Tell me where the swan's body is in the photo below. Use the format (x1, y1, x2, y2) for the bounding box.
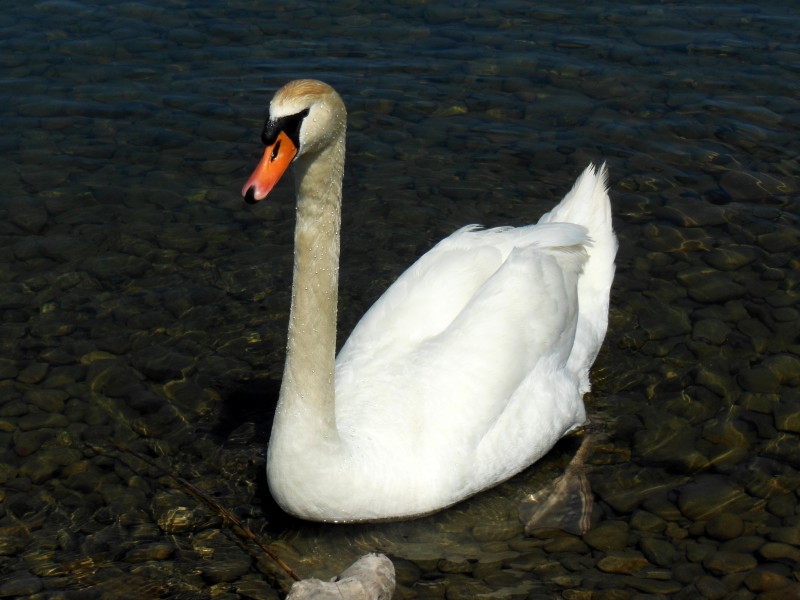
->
(242, 80, 617, 522)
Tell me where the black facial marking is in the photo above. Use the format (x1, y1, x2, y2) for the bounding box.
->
(261, 108, 310, 148)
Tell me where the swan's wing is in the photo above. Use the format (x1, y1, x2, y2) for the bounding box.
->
(338, 225, 507, 364)
(335, 223, 589, 444)
(337, 222, 585, 369)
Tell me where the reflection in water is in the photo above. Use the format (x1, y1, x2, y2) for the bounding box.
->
(0, 0, 798, 597)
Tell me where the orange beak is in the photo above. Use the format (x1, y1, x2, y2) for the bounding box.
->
(241, 130, 298, 203)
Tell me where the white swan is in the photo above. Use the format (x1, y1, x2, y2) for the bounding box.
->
(241, 80, 617, 522)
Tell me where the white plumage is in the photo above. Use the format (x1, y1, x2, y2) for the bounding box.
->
(241, 80, 617, 522)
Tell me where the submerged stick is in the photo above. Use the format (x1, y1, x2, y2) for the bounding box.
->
(89, 441, 302, 582)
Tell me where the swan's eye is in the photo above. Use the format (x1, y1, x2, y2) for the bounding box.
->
(261, 108, 310, 148)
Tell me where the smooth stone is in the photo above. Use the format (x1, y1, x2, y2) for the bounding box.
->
(235, 577, 281, 600)
(629, 510, 666, 533)
(633, 415, 708, 471)
(738, 367, 780, 394)
(638, 303, 691, 340)
(635, 26, 694, 48)
(543, 536, 588, 554)
(0, 359, 18, 379)
(768, 524, 800, 545)
(504, 550, 548, 573)
(13, 429, 57, 457)
(596, 550, 650, 575)
(83, 253, 150, 281)
(672, 562, 705, 584)
(0, 283, 28, 311)
(702, 246, 759, 271)
(151, 492, 203, 534)
(691, 318, 730, 345)
(757, 230, 798, 253)
(593, 469, 687, 515)
(702, 550, 758, 575)
(583, 521, 629, 552)
(16, 362, 48, 384)
(8, 200, 48, 234)
(18, 452, 60, 484)
(130, 344, 195, 382)
(694, 300, 749, 323)
(639, 536, 681, 566)
(718, 535, 766, 554)
(758, 542, 800, 563)
(694, 365, 739, 398)
(472, 521, 520, 542)
(641, 222, 689, 253)
(0, 573, 44, 596)
(0, 398, 28, 418)
(436, 557, 472, 574)
(155, 223, 207, 253)
(700, 419, 752, 465)
(695, 575, 729, 599)
(80, 350, 120, 364)
(771, 306, 799, 322)
(762, 354, 800, 385)
(39, 347, 77, 366)
(743, 567, 793, 593)
(736, 318, 772, 352)
(0, 535, 25, 557)
(87, 359, 144, 398)
(17, 412, 69, 432)
(720, 170, 783, 202)
(705, 512, 744, 541)
(739, 392, 779, 414)
(24, 388, 68, 413)
(765, 436, 800, 470)
(756, 583, 800, 600)
(41, 365, 84, 389)
(438, 579, 492, 600)
(0, 463, 18, 485)
(125, 542, 175, 563)
(726, 538, 772, 555)
(625, 577, 682, 595)
(677, 268, 747, 303)
(653, 199, 725, 227)
(472, 552, 518, 579)
(759, 265, 785, 282)
(35, 233, 92, 262)
(677, 475, 753, 521)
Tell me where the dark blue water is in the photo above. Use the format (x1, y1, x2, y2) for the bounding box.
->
(1, 1, 798, 598)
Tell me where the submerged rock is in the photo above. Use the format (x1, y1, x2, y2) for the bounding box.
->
(287, 554, 395, 600)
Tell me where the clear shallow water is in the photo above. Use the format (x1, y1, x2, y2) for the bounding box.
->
(1, 1, 799, 598)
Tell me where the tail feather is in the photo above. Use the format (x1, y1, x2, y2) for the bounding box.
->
(539, 163, 617, 394)
(538, 163, 611, 233)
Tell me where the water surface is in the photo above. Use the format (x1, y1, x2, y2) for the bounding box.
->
(1, 1, 798, 598)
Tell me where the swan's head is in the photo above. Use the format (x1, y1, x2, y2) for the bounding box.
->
(242, 80, 346, 203)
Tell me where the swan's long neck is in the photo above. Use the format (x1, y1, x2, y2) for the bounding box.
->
(273, 134, 345, 452)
